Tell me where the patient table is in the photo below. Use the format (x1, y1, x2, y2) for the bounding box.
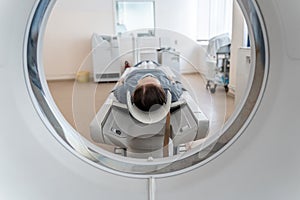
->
(89, 65, 209, 157)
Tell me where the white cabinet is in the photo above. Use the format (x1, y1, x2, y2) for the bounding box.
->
(91, 34, 121, 82)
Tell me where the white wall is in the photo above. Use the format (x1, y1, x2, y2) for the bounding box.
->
(43, 0, 115, 80)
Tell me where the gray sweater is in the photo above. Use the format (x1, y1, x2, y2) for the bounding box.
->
(113, 68, 183, 104)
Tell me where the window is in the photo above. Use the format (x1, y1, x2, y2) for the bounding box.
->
(114, 0, 155, 34)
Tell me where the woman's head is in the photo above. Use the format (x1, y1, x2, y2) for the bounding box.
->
(133, 76, 166, 111)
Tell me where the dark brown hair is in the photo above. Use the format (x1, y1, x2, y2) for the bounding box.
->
(133, 83, 166, 111)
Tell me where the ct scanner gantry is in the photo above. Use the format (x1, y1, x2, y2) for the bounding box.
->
(0, 0, 300, 200)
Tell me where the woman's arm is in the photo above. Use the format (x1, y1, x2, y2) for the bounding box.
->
(115, 77, 125, 86)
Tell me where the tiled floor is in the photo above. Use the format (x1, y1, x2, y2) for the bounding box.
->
(48, 72, 235, 150)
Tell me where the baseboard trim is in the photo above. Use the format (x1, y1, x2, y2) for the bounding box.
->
(46, 74, 76, 81)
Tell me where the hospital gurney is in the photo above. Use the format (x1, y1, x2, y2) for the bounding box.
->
(89, 64, 209, 157)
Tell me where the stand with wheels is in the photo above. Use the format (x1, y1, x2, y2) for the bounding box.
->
(206, 44, 231, 94)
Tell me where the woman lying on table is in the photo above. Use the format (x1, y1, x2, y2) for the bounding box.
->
(113, 67, 183, 112)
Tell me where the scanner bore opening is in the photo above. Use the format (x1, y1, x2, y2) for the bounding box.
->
(25, 0, 268, 178)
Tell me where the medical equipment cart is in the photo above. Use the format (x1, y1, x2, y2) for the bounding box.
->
(206, 43, 231, 93)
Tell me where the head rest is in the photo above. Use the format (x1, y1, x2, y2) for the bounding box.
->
(126, 90, 171, 124)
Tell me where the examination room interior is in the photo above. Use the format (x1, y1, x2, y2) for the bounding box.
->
(43, 0, 251, 153)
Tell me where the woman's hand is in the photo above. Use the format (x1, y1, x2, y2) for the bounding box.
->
(167, 76, 175, 84)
